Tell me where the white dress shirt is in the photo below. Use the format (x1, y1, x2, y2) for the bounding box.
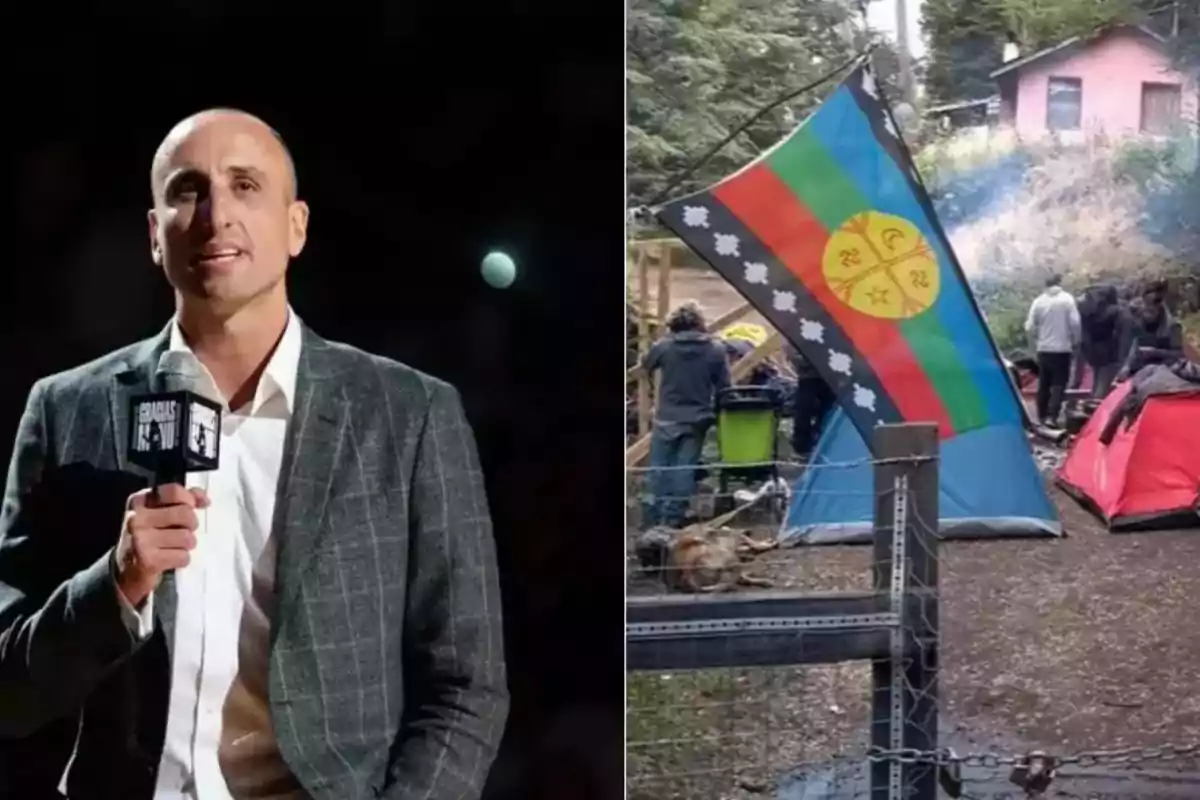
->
(115, 310, 308, 800)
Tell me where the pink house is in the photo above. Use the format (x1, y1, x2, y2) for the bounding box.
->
(992, 25, 1198, 139)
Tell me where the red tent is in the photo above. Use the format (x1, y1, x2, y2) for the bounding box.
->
(1057, 380, 1200, 531)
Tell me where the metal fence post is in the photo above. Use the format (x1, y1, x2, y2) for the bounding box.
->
(870, 423, 940, 800)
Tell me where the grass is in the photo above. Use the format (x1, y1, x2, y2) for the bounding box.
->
(627, 661, 874, 800)
(626, 669, 766, 800)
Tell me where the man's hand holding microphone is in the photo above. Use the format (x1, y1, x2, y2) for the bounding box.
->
(117, 351, 223, 609)
(114, 485, 210, 608)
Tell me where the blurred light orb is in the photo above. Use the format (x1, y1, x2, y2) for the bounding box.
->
(481, 251, 517, 289)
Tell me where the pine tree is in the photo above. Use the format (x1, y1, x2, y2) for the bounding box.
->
(921, 0, 1008, 105)
(627, 0, 864, 207)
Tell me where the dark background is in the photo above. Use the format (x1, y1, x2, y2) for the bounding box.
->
(5, 5, 623, 799)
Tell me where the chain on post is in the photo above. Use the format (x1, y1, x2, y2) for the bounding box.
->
(867, 742, 1200, 795)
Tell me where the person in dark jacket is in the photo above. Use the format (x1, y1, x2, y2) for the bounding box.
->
(1076, 284, 1127, 398)
(1118, 282, 1185, 380)
(640, 302, 731, 527)
(787, 343, 835, 459)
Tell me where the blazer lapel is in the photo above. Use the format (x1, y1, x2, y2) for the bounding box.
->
(270, 329, 352, 646)
(106, 323, 180, 656)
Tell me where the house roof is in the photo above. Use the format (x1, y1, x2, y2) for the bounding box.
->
(924, 96, 997, 115)
(989, 24, 1167, 79)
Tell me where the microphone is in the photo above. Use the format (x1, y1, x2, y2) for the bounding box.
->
(128, 352, 222, 492)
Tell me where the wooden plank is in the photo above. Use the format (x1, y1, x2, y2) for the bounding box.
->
(655, 248, 671, 411)
(705, 301, 756, 336)
(636, 249, 652, 437)
(629, 236, 684, 250)
(729, 331, 782, 383)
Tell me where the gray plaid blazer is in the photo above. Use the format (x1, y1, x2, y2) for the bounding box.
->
(0, 320, 508, 800)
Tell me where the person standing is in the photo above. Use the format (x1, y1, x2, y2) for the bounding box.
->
(640, 302, 730, 528)
(786, 344, 834, 459)
(0, 108, 507, 799)
(1076, 284, 1126, 399)
(1118, 281, 1185, 380)
(1025, 274, 1081, 426)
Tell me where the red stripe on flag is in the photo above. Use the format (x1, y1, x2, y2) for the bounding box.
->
(714, 165, 954, 435)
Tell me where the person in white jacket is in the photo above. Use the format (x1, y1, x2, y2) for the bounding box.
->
(1025, 273, 1082, 426)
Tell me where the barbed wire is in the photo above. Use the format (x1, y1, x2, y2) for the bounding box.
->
(625, 454, 936, 474)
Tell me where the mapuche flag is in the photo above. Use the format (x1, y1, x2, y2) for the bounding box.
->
(657, 64, 1025, 443)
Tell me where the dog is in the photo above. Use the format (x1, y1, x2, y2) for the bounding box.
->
(665, 525, 779, 593)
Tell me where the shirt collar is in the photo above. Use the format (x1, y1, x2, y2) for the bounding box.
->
(167, 307, 303, 415)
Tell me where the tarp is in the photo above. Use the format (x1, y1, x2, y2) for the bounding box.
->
(781, 406, 1063, 544)
(1057, 380, 1200, 531)
(720, 322, 769, 347)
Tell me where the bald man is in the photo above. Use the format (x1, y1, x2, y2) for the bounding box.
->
(0, 110, 508, 800)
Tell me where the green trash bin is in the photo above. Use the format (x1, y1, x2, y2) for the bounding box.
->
(717, 386, 779, 466)
(713, 386, 781, 516)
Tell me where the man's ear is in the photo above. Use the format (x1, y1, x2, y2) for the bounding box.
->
(288, 200, 310, 258)
(148, 209, 163, 266)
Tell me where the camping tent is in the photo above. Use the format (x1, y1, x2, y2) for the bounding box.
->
(781, 407, 1063, 544)
(1057, 381, 1200, 531)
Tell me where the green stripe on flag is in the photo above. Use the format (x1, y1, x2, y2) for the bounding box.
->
(766, 126, 863, 231)
(902, 313, 990, 432)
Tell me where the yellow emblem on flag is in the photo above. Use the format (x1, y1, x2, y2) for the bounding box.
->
(821, 211, 940, 320)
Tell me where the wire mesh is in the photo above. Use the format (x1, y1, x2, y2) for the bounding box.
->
(627, 443, 1200, 799)
(626, 454, 906, 798)
(627, 663, 873, 799)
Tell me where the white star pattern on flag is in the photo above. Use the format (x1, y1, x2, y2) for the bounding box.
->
(799, 319, 825, 343)
(883, 114, 899, 139)
(682, 206, 710, 228)
(829, 350, 852, 375)
(714, 233, 740, 257)
(743, 262, 769, 285)
(862, 68, 878, 99)
(852, 384, 877, 411)
(772, 290, 797, 313)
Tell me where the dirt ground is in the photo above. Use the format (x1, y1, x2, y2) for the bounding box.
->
(628, 480, 1200, 799)
(628, 266, 1200, 798)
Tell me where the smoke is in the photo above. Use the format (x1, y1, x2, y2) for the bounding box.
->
(924, 131, 1198, 292)
(1142, 166, 1200, 271)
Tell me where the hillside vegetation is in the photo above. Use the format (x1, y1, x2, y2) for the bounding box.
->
(919, 130, 1200, 353)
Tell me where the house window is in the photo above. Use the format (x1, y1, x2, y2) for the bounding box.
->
(1141, 82, 1181, 135)
(1046, 77, 1082, 131)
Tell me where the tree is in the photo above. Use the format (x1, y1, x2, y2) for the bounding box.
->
(921, 0, 1008, 104)
(922, 0, 1200, 105)
(1151, 0, 1200, 72)
(627, 0, 865, 208)
(991, 0, 1141, 50)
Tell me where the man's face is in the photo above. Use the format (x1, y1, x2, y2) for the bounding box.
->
(1137, 293, 1164, 326)
(148, 113, 308, 316)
